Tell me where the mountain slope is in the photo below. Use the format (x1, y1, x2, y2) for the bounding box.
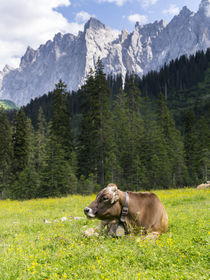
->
(0, 99, 18, 110)
(0, 0, 210, 106)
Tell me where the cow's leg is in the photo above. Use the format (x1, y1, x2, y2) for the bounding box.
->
(82, 221, 108, 237)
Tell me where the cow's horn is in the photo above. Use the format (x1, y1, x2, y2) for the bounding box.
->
(107, 183, 118, 192)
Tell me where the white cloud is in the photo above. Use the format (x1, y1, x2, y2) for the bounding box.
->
(128, 14, 148, 24)
(97, 0, 129, 6)
(0, 0, 85, 70)
(140, 0, 158, 9)
(75, 11, 94, 23)
(163, 4, 180, 16)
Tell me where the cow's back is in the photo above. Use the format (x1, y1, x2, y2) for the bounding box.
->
(127, 191, 168, 234)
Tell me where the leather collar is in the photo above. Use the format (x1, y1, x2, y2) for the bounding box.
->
(120, 192, 129, 223)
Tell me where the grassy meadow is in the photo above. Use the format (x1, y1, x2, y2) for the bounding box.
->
(0, 188, 209, 280)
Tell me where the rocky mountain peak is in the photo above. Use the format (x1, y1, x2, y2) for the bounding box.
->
(135, 20, 166, 32)
(199, 0, 210, 16)
(20, 46, 36, 68)
(53, 32, 63, 43)
(179, 6, 193, 17)
(2, 65, 14, 73)
(84, 17, 106, 31)
(119, 29, 129, 42)
(199, 0, 210, 8)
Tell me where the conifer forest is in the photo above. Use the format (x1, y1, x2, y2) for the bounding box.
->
(0, 49, 210, 199)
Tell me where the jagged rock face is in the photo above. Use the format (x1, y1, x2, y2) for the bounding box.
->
(0, 0, 210, 106)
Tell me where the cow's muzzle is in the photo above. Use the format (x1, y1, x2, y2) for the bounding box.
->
(84, 207, 96, 218)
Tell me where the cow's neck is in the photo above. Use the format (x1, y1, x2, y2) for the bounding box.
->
(118, 190, 126, 206)
(117, 190, 129, 223)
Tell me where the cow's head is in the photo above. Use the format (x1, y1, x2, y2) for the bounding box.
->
(84, 183, 121, 221)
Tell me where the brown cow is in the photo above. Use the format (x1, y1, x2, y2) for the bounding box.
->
(197, 183, 210, 190)
(83, 183, 168, 238)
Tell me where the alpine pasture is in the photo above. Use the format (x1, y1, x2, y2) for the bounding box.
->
(0, 188, 209, 280)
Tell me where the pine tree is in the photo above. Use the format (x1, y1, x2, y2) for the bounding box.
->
(183, 111, 199, 185)
(40, 131, 77, 197)
(77, 69, 97, 182)
(32, 107, 47, 197)
(50, 80, 72, 160)
(195, 117, 210, 182)
(113, 75, 145, 189)
(112, 89, 129, 187)
(12, 109, 30, 177)
(40, 81, 77, 197)
(78, 59, 115, 187)
(141, 115, 171, 189)
(0, 109, 12, 197)
(10, 109, 36, 199)
(156, 93, 187, 187)
(35, 108, 47, 172)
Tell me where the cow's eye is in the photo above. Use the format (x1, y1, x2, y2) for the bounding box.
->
(99, 196, 108, 203)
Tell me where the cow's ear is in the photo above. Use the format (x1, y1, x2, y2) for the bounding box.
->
(109, 184, 118, 192)
(110, 186, 117, 192)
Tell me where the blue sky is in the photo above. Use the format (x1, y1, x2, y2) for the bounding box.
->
(56, 0, 201, 32)
(0, 0, 203, 70)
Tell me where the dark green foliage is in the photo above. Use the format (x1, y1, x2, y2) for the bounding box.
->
(183, 112, 210, 185)
(183, 111, 199, 184)
(112, 77, 146, 189)
(39, 80, 77, 197)
(195, 117, 210, 182)
(155, 93, 187, 187)
(78, 60, 116, 188)
(50, 80, 72, 160)
(40, 135, 77, 197)
(11, 167, 39, 200)
(139, 49, 210, 100)
(107, 73, 123, 102)
(10, 110, 38, 199)
(35, 108, 47, 172)
(12, 109, 30, 177)
(77, 174, 100, 195)
(0, 109, 12, 197)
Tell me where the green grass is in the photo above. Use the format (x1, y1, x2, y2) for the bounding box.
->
(0, 99, 18, 110)
(0, 188, 209, 280)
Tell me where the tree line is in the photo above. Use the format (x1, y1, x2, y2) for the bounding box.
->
(0, 52, 210, 199)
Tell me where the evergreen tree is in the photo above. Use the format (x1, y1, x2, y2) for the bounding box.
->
(12, 109, 30, 177)
(40, 130, 77, 197)
(141, 116, 171, 189)
(156, 93, 187, 187)
(195, 117, 210, 182)
(50, 80, 72, 160)
(10, 110, 36, 199)
(112, 89, 130, 187)
(124, 75, 145, 189)
(78, 59, 115, 187)
(107, 73, 123, 102)
(113, 75, 145, 189)
(77, 69, 97, 182)
(0, 109, 12, 197)
(183, 111, 199, 185)
(40, 81, 77, 197)
(35, 107, 47, 173)
(32, 107, 47, 197)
